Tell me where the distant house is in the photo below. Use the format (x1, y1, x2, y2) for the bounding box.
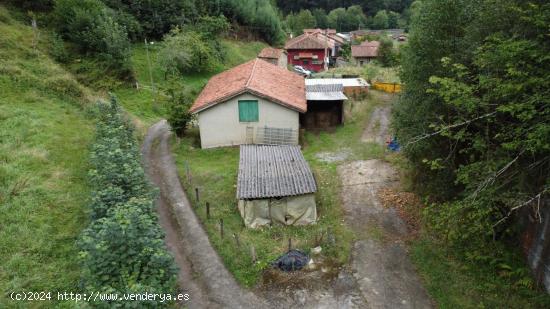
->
(303, 28, 344, 65)
(190, 59, 306, 149)
(303, 83, 347, 129)
(351, 41, 380, 65)
(285, 33, 329, 72)
(237, 144, 317, 228)
(258, 47, 287, 68)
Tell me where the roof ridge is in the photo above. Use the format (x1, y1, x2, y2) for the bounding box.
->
(245, 58, 258, 88)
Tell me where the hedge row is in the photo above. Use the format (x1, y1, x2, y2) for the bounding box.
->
(78, 96, 177, 307)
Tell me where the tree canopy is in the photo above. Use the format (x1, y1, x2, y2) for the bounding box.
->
(394, 0, 550, 249)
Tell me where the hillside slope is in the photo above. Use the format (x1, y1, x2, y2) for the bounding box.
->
(111, 39, 267, 127)
(0, 6, 94, 307)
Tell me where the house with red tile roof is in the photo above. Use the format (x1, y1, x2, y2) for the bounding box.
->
(190, 58, 306, 149)
(351, 40, 380, 66)
(257, 47, 287, 68)
(284, 33, 329, 72)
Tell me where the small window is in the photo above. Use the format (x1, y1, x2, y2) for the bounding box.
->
(238, 100, 259, 122)
(303, 60, 309, 65)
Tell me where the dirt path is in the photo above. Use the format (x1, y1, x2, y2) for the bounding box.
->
(141, 120, 266, 309)
(361, 92, 394, 144)
(339, 160, 432, 308)
(339, 91, 432, 308)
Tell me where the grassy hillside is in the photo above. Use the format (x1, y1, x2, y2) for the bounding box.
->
(110, 39, 266, 128)
(0, 6, 94, 307)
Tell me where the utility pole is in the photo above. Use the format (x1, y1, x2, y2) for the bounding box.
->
(30, 14, 39, 51)
(144, 38, 157, 110)
(325, 28, 329, 71)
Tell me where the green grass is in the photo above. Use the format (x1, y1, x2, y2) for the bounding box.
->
(411, 236, 550, 308)
(0, 6, 94, 308)
(171, 90, 392, 286)
(110, 39, 267, 129)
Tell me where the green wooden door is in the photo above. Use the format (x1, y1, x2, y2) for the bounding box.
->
(238, 100, 259, 122)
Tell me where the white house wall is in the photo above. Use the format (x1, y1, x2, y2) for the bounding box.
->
(197, 93, 299, 149)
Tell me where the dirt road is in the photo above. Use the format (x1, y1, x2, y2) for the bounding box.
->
(141, 120, 266, 309)
(339, 160, 432, 308)
(361, 92, 394, 144)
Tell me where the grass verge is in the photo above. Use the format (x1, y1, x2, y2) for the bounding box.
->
(0, 6, 94, 307)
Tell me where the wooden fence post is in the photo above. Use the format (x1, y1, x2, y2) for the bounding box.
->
(233, 233, 241, 248)
(185, 161, 191, 183)
(195, 187, 200, 204)
(206, 202, 210, 219)
(250, 245, 257, 264)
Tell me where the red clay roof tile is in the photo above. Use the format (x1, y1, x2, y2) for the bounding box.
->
(351, 41, 380, 58)
(190, 59, 306, 113)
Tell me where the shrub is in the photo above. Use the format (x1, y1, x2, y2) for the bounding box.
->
(48, 32, 69, 63)
(78, 198, 177, 305)
(165, 86, 196, 137)
(78, 96, 177, 306)
(158, 27, 220, 75)
(53, 0, 131, 69)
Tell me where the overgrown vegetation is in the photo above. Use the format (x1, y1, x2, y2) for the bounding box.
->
(393, 0, 550, 296)
(78, 97, 177, 306)
(52, 0, 134, 78)
(315, 64, 400, 84)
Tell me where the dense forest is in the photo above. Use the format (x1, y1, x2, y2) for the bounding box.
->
(395, 0, 549, 265)
(283, 1, 414, 34)
(8, 0, 285, 43)
(7, 0, 285, 82)
(276, 0, 413, 15)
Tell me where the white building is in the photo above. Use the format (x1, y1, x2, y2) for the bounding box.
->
(190, 59, 306, 149)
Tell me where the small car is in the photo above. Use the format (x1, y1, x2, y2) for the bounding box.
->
(293, 65, 312, 77)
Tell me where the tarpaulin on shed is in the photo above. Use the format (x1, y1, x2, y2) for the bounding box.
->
(238, 194, 317, 228)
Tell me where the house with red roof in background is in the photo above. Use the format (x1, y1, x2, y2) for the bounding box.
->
(257, 47, 287, 68)
(351, 40, 380, 66)
(284, 33, 330, 72)
(190, 58, 306, 149)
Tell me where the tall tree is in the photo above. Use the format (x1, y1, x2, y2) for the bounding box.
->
(371, 9, 390, 29)
(394, 0, 550, 248)
(312, 8, 329, 29)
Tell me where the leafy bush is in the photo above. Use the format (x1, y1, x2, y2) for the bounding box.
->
(53, 0, 131, 70)
(377, 38, 398, 67)
(78, 96, 177, 306)
(165, 86, 196, 137)
(78, 199, 177, 304)
(48, 32, 69, 63)
(158, 27, 220, 75)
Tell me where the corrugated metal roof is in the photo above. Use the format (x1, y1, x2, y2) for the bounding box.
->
(237, 145, 317, 199)
(306, 84, 348, 101)
(306, 78, 370, 87)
